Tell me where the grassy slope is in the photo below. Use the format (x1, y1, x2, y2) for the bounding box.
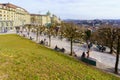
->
(0, 34, 119, 80)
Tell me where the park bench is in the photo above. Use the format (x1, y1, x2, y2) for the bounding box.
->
(96, 45, 106, 52)
(39, 40, 44, 45)
(81, 57, 96, 66)
(59, 48, 65, 53)
(23, 34, 26, 37)
(54, 46, 65, 53)
(29, 36, 34, 40)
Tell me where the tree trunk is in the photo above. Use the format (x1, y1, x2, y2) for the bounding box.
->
(110, 40, 113, 54)
(86, 39, 89, 50)
(28, 29, 30, 38)
(86, 39, 90, 58)
(38, 32, 41, 42)
(22, 27, 24, 34)
(70, 37, 73, 56)
(115, 36, 120, 74)
(36, 29, 39, 42)
(49, 35, 51, 47)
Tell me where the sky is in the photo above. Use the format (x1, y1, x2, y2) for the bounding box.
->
(1, 0, 120, 20)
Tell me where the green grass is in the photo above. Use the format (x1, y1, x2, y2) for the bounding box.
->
(0, 34, 119, 80)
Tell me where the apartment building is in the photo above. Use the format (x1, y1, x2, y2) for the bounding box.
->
(31, 11, 61, 26)
(51, 14, 61, 24)
(0, 3, 61, 32)
(31, 13, 51, 26)
(0, 3, 30, 32)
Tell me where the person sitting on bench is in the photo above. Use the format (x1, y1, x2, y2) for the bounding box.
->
(30, 36, 32, 40)
(81, 52, 86, 58)
(61, 48, 65, 53)
(40, 40, 44, 44)
(54, 45, 58, 50)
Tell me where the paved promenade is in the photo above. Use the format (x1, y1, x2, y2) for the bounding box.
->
(22, 31, 120, 74)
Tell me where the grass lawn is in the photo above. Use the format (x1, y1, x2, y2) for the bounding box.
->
(0, 34, 119, 80)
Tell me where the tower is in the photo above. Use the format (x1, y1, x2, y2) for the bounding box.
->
(46, 11, 51, 16)
(46, 11, 51, 24)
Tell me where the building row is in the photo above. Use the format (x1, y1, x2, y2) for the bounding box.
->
(0, 3, 61, 32)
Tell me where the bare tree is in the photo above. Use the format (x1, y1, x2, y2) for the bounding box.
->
(34, 25, 42, 42)
(114, 28, 120, 74)
(84, 28, 92, 57)
(63, 22, 83, 56)
(92, 25, 120, 74)
(25, 24, 32, 37)
(59, 22, 66, 40)
(45, 23, 56, 47)
(94, 24, 116, 54)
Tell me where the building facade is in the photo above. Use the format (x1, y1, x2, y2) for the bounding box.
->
(0, 3, 30, 32)
(31, 14, 51, 26)
(31, 11, 61, 26)
(51, 14, 61, 24)
(0, 3, 61, 32)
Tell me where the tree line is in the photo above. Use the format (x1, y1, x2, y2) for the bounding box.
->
(20, 21, 120, 74)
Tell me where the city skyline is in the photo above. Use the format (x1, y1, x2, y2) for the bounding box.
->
(1, 0, 120, 20)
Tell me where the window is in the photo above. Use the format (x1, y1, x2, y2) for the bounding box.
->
(6, 22, 8, 26)
(1, 22, 3, 26)
(4, 6, 6, 9)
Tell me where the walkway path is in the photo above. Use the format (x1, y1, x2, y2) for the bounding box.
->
(2, 30, 120, 75)
(0, 30, 16, 35)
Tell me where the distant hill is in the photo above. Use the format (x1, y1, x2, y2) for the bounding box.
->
(64, 19, 120, 27)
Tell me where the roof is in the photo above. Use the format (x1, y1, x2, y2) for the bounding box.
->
(0, 3, 29, 14)
(30, 14, 47, 16)
(2, 3, 17, 9)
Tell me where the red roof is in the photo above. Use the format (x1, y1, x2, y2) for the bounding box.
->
(0, 3, 29, 14)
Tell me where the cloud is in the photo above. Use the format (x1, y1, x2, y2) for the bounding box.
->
(1, 0, 120, 19)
